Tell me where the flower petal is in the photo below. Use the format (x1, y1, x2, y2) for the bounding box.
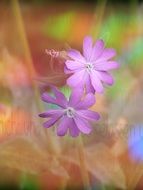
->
(97, 48, 116, 61)
(69, 88, 83, 107)
(67, 70, 86, 87)
(68, 118, 80, 137)
(41, 93, 57, 104)
(97, 71, 114, 85)
(85, 74, 95, 94)
(64, 66, 74, 74)
(94, 61, 119, 71)
(43, 113, 63, 128)
(74, 116, 92, 134)
(76, 93, 95, 109)
(57, 116, 69, 136)
(90, 70, 104, 93)
(39, 109, 63, 118)
(77, 110, 100, 121)
(41, 93, 65, 108)
(52, 86, 67, 107)
(83, 36, 93, 60)
(68, 49, 85, 62)
(91, 39, 104, 61)
(65, 60, 84, 71)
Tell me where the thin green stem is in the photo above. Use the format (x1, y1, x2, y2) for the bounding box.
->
(91, 0, 107, 38)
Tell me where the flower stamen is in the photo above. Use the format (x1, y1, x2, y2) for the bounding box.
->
(85, 63, 93, 73)
(65, 107, 75, 118)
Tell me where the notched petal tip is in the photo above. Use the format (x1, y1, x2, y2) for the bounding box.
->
(95, 39, 105, 47)
(70, 133, 80, 138)
(115, 62, 120, 69)
(98, 89, 104, 94)
(57, 132, 66, 137)
(41, 92, 49, 101)
(84, 128, 92, 135)
(97, 38, 104, 43)
(87, 93, 96, 103)
(43, 121, 54, 128)
(82, 35, 93, 60)
(109, 61, 120, 70)
(83, 35, 93, 44)
(95, 86, 104, 94)
(95, 112, 100, 120)
(64, 66, 73, 74)
(39, 113, 47, 118)
(43, 122, 49, 128)
(74, 117, 92, 135)
(67, 49, 84, 62)
(100, 48, 117, 61)
(108, 78, 114, 86)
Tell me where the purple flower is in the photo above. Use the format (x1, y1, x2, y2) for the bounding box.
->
(65, 36, 119, 93)
(39, 87, 100, 137)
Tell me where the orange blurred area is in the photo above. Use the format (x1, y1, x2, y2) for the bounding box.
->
(0, 106, 32, 141)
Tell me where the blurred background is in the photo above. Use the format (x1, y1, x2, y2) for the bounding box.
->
(0, 0, 143, 189)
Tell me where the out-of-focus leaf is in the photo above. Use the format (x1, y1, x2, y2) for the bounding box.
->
(36, 74, 66, 90)
(0, 166, 19, 185)
(20, 174, 40, 190)
(126, 38, 143, 72)
(60, 86, 71, 99)
(0, 108, 32, 141)
(122, 79, 143, 125)
(109, 77, 143, 125)
(91, 93, 106, 113)
(0, 137, 69, 179)
(106, 70, 135, 100)
(1, 49, 30, 88)
(123, 124, 143, 188)
(98, 13, 137, 49)
(85, 143, 126, 189)
(42, 12, 75, 41)
(0, 86, 12, 104)
(111, 118, 128, 157)
(62, 143, 126, 189)
(107, 72, 141, 126)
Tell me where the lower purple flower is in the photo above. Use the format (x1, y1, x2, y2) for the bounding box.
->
(39, 87, 100, 137)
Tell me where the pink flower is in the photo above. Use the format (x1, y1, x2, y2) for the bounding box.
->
(39, 87, 100, 137)
(65, 36, 119, 93)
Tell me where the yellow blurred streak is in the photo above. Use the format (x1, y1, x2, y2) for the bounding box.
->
(11, 0, 62, 155)
(0, 106, 11, 139)
(11, 0, 35, 78)
(91, 0, 107, 39)
(0, 107, 32, 141)
(0, 61, 5, 81)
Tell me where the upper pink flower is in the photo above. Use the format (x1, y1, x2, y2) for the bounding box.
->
(65, 36, 119, 93)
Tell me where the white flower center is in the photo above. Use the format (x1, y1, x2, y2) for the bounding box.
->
(65, 107, 75, 118)
(85, 63, 93, 73)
